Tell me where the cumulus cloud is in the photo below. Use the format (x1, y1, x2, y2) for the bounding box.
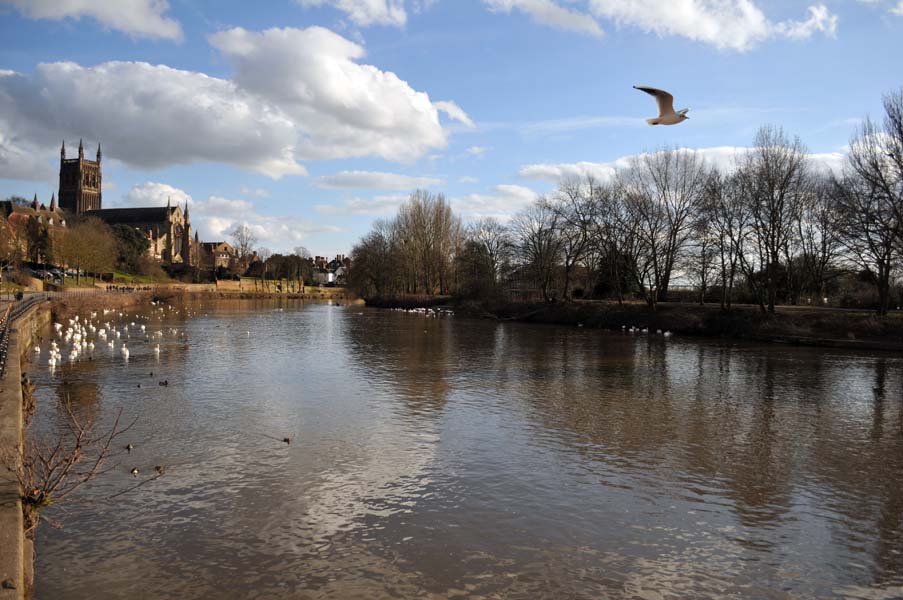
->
(313, 194, 409, 216)
(120, 182, 342, 250)
(586, 0, 837, 51)
(466, 146, 488, 156)
(0, 26, 469, 181)
(518, 146, 847, 183)
(2, 0, 183, 41)
(458, 176, 479, 183)
(0, 62, 304, 179)
(892, 1, 903, 15)
(480, 0, 838, 50)
(451, 184, 539, 220)
(296, 0, 408, 27)
(483, 0, 604, 37)
(316, 170, 443, 190)
(209, 27, 467, 163)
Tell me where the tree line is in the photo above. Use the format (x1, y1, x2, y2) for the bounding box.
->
(349, 89, 903, 316)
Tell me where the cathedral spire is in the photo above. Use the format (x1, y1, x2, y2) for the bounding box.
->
(184, 201, 189, 220)
(32, 193, 39, 210)
(50, 193, 56, 212)
(61, 140, 66, 160)
(78, 138, 84, 159)
(167, 196, 171, 210)
(96, 143, 102, 163)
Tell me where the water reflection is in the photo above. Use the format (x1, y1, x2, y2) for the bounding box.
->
(27, 301, 903, 599)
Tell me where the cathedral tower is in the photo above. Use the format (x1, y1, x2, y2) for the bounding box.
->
(59, 139, 102, 214)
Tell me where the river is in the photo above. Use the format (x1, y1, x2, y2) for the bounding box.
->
(26, 300, 903, 599)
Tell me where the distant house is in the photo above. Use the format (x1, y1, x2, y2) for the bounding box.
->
(311, 254, 350, 285)
(200, 241, 235, 270)
(1, 194, 67, 263)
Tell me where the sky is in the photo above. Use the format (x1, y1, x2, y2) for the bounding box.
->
(1, 0, 901, 257)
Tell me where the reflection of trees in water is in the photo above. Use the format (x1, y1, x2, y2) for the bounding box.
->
(492, 331, 903, 562)
(55, 372, 102, 424)
(343, 312, 453, 414)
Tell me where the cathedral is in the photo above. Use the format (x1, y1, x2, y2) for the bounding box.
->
(60, 140, 196, 266)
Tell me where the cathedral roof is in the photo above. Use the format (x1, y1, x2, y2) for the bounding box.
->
(83, 206, 178, 225)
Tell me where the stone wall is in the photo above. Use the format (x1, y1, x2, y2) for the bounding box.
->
(0, 301, 51, 599)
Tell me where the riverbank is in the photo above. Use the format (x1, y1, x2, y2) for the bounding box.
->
(0, 300, 52, 600)
(367, 296, 903, 352)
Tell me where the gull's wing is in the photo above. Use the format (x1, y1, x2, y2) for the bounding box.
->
(634, 86, 676, 116)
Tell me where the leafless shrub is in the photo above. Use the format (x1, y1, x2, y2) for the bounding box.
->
(1, 397, 135, 536)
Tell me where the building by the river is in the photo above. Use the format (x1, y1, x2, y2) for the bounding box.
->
(58, 139, 197, 266)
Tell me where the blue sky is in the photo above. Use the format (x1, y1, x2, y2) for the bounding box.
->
(1, 0, 901, 256)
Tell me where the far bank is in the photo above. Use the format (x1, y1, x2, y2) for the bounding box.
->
(365, 296, 903, 352)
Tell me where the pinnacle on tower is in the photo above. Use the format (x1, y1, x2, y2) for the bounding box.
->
(167, 196, 171, 209)
(32, 193, 39, 210)
(96, 143, 102, 163)
(184, 201, 189, 219)
(61, 140, 66, 159)
(78, 138, 84, 159)
(50, 193, 56, 211)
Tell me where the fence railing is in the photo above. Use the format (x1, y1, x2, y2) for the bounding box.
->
(0, 293, 52, 380)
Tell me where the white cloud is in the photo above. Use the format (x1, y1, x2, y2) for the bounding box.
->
(0, 26, 469, 180)
(209, 27, 468, 163)
(483, 0, 604, 37)
(120, 182, 341, 250)
(451, 184, 539, 220)
(313, 194, 409, 216)
(586, 0, 838, 51)
(458, 176, 479, 183)
(316, 170, 443, 190)
(518, 146, 847, 183)
(466, 146, 488, 156)
(773, 5, 837, 40)
(239, 186, 270, 198)
(0, 62, 304, 179)
(297, 0, 408, 27)
(2, 0, 183, 41)
(480, 0, 838, 51)
(892, 1, 903, 15)
(434, 101, 476, 128)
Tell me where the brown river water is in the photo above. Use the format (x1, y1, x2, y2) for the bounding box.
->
(26, 299, 903, 599)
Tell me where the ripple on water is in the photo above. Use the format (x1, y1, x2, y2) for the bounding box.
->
(27, 301, 903, 599)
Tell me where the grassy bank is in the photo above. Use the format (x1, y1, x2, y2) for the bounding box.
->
(368, 295, 903, 351)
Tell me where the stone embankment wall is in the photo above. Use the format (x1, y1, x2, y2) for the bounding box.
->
(0, 301, 51, 600)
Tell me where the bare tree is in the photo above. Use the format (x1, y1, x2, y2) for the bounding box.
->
(229, 224, 257, 259)
(797, 175, 843, 302)
(58, 218, 117, 285)
(2, 399, 135, 535)
(617, 147, 708, 304)
(549, 177, 598, 300)
(704, 170, 750, 310)
(834, 169, 899, 315)
(511, 199, 562, 301)
(736, 126, 810, 313)
(469, 218, 513, 283)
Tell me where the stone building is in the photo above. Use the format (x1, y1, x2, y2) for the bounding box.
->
(199, 241, 235, 270)
(53, 140, 197, 265)
(59, 139, 102, 214)
(85, 198, 195, 265)
(0, 194, 67, 263)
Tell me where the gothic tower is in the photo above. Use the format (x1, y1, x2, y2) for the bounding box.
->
(59, 139, 102, 214)
(181, 202, 193, 266)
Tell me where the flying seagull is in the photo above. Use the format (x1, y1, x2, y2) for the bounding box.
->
(634, 86, 689, 126)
